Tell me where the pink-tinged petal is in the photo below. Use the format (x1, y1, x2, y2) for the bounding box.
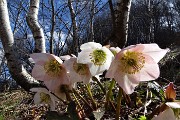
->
(81, 74, 92, 84)
(49, 101, 55, 111)
(80, 42, 102, 50)
(140, 43, 169, 63)
(44, 80, 61, 92)
(127, 73, 141, 84)
(32, 65, 46, 80)
(43, 74, 54, 81)
(128, 44, 145, 52)
(115, 74, 139, 94)
(105, 60, 119, 78)
(59, 72, 70, 85)
(30, 87, 48, 93)
(63, 58, 91, 84)
(152, 108, 176, 120)
(35, 61, 47, 66)
(166, 102, 180, 108)
(139, 63, 160, 81)
(33, 92, 41, 104)
(30, 53, 53, 63)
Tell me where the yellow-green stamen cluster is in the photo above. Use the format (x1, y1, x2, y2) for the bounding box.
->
(44, 59, 63, 77)
(40, 92, 51, 103)
(73, 62, 89, 75)
(90, 49, 107, 65)
(120, 51, 145, 74)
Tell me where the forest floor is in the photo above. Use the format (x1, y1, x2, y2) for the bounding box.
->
(0, 89, 49, 120)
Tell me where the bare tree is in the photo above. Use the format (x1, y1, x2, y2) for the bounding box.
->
(0, 0, 40, 91)
(68, 0, 79, 54)
(26, 0, 46, 53)
(49, 0, 55, 54)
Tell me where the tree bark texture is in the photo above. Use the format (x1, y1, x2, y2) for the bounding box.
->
(26, 0, 46, 53)
(111, 0, 132, 48)
(0, 0, 40, 91)
(50, 0, 55, 54)
(68, 0, 79, 55)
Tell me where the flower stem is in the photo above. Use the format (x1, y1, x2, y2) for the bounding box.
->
(105, 79, 116, 110)
(92, 76, 106, 94)
(122, 90, 131, 106)
(72, 92, 86, 117)
(85, 84, 97, 110)
(115, 87, 123, 120)
(73, 88, 94, 111)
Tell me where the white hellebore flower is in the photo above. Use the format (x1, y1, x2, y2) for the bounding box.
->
(77, 42, 114, 76)
(64, 57, 92, 84)
(30, 88, 58, 111)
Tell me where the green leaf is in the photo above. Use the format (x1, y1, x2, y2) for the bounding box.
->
(0, 115, 4, 120)
(138, 115, 147, 120)
(46, 111, 71, 120)
(67, 101, 79, 120)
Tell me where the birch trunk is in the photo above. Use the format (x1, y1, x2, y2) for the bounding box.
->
(68, 0, 79, 54)
(114, 0, 132, 48)
(26, 0, 46, 53)
(89, 0, 95, 42)
(0, 0, 40, 91)
(50, 0, 55, 54)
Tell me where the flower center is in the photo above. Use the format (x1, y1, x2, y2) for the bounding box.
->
(90, 49, 107, 65)
(44, 59, 63, 77)
(40, 92, 51, 103)
(120, 51, 145, 74)
(73, 62, 89, 75)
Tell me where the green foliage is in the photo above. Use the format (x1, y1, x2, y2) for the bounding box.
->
(0, 114, 4, 120)
(138, 116, 147, 120)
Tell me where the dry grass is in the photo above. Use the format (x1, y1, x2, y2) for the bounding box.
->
(0, 89, 48, 120)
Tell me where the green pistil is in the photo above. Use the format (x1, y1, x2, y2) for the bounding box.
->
(44, 59, 63, 77)
(120, 51, 145, 74)
(90, 49, 107, 65)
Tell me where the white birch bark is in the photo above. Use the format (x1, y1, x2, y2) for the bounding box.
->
(114, 0, 132, 48)
(0, 0, 40, 91)
(26, 0, 46, 53)
(89, 0, 95, 42)
(50, 0, 55, 54)
(68, 0, 79, 54)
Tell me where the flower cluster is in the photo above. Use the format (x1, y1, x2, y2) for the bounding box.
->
(29, 42, 169, 116)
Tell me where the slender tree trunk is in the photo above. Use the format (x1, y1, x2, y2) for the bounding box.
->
(108, 0, 116, 35)
(148, 0, 154, 43)
(89, 0, 95, 42)
(68, 0, 79, 55)
(50, 0, 55, 54)
(26, 0, 46, 53)
(109, 0, 132, 48)
(0, 0, 41, 91)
